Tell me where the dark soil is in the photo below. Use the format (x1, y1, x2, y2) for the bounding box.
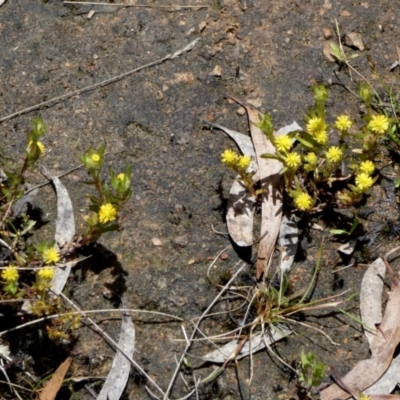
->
(1, 1, 400, 399)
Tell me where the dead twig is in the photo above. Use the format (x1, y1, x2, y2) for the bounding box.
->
(63, 1, 209, 9)
(0, 38, 200, 123)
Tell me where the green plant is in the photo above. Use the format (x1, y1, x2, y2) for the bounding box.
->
(297, 350, 326, 398)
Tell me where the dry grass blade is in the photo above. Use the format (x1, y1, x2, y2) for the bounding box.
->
(39, 357, 71, 400)
(63, 1, 209, 9)
(97, 314, 135, 400)
(225, 95, 283, 279)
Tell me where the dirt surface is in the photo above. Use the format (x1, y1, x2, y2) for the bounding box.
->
(2, 1, 400, 399)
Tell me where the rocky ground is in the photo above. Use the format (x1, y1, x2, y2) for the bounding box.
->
(2, 1, 400, 399)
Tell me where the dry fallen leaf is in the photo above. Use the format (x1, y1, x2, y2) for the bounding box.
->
(201, 325, 291, 363)
(278, 214, 298, 273)
(344, 32, 365, 51)
(321, 250, 400, 400)
(232, 98, 283, 279)
(97, 314, 135, 400)
(39, 357, 71, 400)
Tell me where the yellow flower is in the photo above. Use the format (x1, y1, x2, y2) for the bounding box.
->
(304, 152, 318, 166)
(359, 160, 375, 175)
(117, 173, 125, 181)
(274, 135, 293, 153)
(325, 146, 343, 163)
(284, 152, 301, 170)
(368, 114, 389, 135)
(221, 149, 238, 167)
(1, 266, 19, 282)
(91, 153, 101, 162)
(355, 173, 374, 191)
(28, 140, 45, 154)
(37, 267, 54, 281)
(42, 247, 61, 265)
(335, 115, 352, 131)
(294, 192, 313, 211)
(314, 130, 328, 144)
(99, 203, 118, 224)
(306, 117, 326, 135)
(237, 155, 251, 169)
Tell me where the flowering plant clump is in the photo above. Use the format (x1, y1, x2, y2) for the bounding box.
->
(256, 83, 389, 212)
(80, 144, 132, 240)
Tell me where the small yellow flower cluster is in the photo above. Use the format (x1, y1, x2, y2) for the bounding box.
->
(306, 117, 328, 144)
(28, 140, 45, 154)
(359, 160, 375, 175)
(91, 153, 101, 162)
(334, 115, 352, 132)
(294, 192, 313, 211)
(306, 117, 326, 135)
(355, 173, 374, 191)
(325, 146, 343, 163)
(42, 247, 60, 265)
(1, 266, 19, 282)
(284, 152, 301, 170)
(355, 160, 375, 192)
(275, 135, 293, 153)
(304, 152, 318, 166)
(221, 149, 251, 170)
(99, 203, 118, 224)
(37, 267, 54, 281)
(368, 114, 389, 135)
(117, 173, 126, 181)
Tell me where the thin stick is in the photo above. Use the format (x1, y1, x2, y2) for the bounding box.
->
(0, 308, 182, 337)
(163, 261, 247, 399)
(55, 290, 167, 398)
(64, 1, 209, 8)
(0, 38, 200, 123)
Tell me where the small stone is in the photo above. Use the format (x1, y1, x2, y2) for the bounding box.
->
(172, 234, 190, 248)
(199, 21, 207, 33)
(323, 27, 332, 39)
(237, 107, 246, 116)
(340, 10, 351, 16)
(220, 252, 229, 260)
(210, 65, 222, 77)
(152, 237, 163, 246)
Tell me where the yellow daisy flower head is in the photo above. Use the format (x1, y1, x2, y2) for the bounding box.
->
(359, 160, 375, 175)
(368, 114, 389, 135)
(221, 149, 238, 167)
(91, 153, 101, 162)
(335, 115, 352, 132)
(294, 192, 313, 211)
(27, 140, 45, 154)
(314, 130, 328, 145)
(284, 152, 301, 170)
(42, 247, 60, 265)
(304, 152, 318, 166)
(37, 267, 54, 281)
(99, 203, 118, 224)
(325, 146, 343, 163)
(237, 155, 251, 170)
(1, 266, 19, 282)
(274, 135, 293, 153)
(355, 173, 374, 191)
(306, 117, 326, 135)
